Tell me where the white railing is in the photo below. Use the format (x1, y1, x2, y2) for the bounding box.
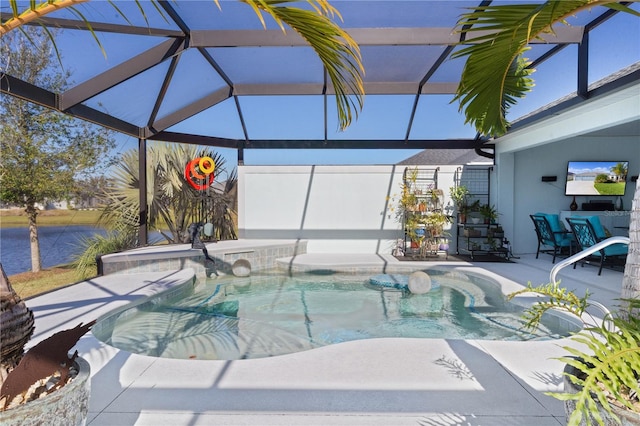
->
(549, 236, 630, 320)
(549, 236, 630, 284)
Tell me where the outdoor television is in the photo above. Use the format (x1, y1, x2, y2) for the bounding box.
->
(565, 161, 629, 196)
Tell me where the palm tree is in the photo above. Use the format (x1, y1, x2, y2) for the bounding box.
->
(611, 162, 629, 182)
(100, 142, 236, 244)
(71, 143, 237, 279)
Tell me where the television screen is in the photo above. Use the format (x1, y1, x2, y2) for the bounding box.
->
(565, 161, 629, 196)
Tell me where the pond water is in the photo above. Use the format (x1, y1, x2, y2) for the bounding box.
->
(0, 226, 108, 275)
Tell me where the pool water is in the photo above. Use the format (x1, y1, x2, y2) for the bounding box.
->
(93, 268, 580, 360)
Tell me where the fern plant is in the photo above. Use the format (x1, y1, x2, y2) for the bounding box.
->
(510, 285, 640, 426)
(507, 282, 590, 331)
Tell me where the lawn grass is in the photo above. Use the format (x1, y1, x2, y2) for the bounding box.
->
(9, 264, 96, 300)
(0, 209, 103, 228)
(594, 182, 625, 195)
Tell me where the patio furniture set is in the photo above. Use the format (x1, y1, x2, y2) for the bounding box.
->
(530, 212, 628, 275)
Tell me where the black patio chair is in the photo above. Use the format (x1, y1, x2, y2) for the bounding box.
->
(565, 216, 628, 275)
(530, 214, 573, 263)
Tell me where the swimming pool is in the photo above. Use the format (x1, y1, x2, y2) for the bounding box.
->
(93, 267, 580, 360)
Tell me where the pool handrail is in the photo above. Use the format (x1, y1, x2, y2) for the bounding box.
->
(549, 236, 630, 285)
(549, 235, 629, 321)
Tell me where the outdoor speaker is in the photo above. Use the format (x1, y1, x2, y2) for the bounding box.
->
(582, 201, 614, 211)
(541, 176, 557, 182)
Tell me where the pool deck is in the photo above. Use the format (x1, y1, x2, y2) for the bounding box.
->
(24, 243, 626, 426)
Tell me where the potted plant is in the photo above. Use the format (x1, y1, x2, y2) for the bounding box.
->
(399, 179, 418, 215)
(405, 215, 425, 251)
(508, 284, 640, 426)
(428, 188, 444, 210)
(424, 211, 452, 238)
(449, 186, 470, 223)
(479, 203, 499, 224)
(0, 264, 93, 425)
(461, 200, 481, 224)
(438, 236, 450, 252)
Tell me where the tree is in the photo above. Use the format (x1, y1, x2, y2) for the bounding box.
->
(610, 162, 629, 182)
(0, 28, 116, 272)
(73, 175, 111, 209)
(453, 0, 639, 303)
(100, 142, 236, 244)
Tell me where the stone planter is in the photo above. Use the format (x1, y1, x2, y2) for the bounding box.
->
(563, 362, 640, 425)
(0, 357, 91, 426)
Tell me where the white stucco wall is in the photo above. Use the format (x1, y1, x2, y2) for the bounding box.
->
(239, 82, 638, 256)
(238, 164, 469, 254)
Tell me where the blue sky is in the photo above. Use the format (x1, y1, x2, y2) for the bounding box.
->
(39, 1, 640, 173)
(567, 161, 629, 176)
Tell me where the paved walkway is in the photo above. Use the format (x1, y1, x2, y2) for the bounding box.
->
(24, 249, 625, 426)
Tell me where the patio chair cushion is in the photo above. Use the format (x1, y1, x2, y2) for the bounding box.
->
(603, 243, 628, 257)
(584, 216, 607, 240)
(535, 212, 572, 246)
(568, 216, 627, 257)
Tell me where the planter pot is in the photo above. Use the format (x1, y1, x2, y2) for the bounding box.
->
(463, 229, 481, 237)
(563, 363, 640, 425)
(0, 357, 91, 426)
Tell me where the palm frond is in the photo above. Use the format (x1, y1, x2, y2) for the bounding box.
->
(244, 0, 364, 130)
(452, 0, 639, 137)
(507, 282, 590, 331)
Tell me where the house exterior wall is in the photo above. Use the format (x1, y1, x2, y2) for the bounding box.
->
(506, 136, 639, 255)
(494, 81, 639, 256)
(238, 164, 474, 254)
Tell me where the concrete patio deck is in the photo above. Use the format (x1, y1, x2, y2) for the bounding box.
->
(24, 246, 625, 426)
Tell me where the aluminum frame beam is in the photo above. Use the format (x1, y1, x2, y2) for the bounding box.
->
(189, 26, 584, 47)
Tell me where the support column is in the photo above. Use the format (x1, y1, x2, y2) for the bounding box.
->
(138, 138, 148, 246)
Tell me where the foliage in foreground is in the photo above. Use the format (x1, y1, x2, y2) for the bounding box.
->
(453, 1, 640, 137)
(557, 316, 640, 426)
(507, 282, 590, 332)
(511, 284, 640, 426)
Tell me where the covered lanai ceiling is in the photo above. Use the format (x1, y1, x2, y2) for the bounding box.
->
(2, 1, 639, 163)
